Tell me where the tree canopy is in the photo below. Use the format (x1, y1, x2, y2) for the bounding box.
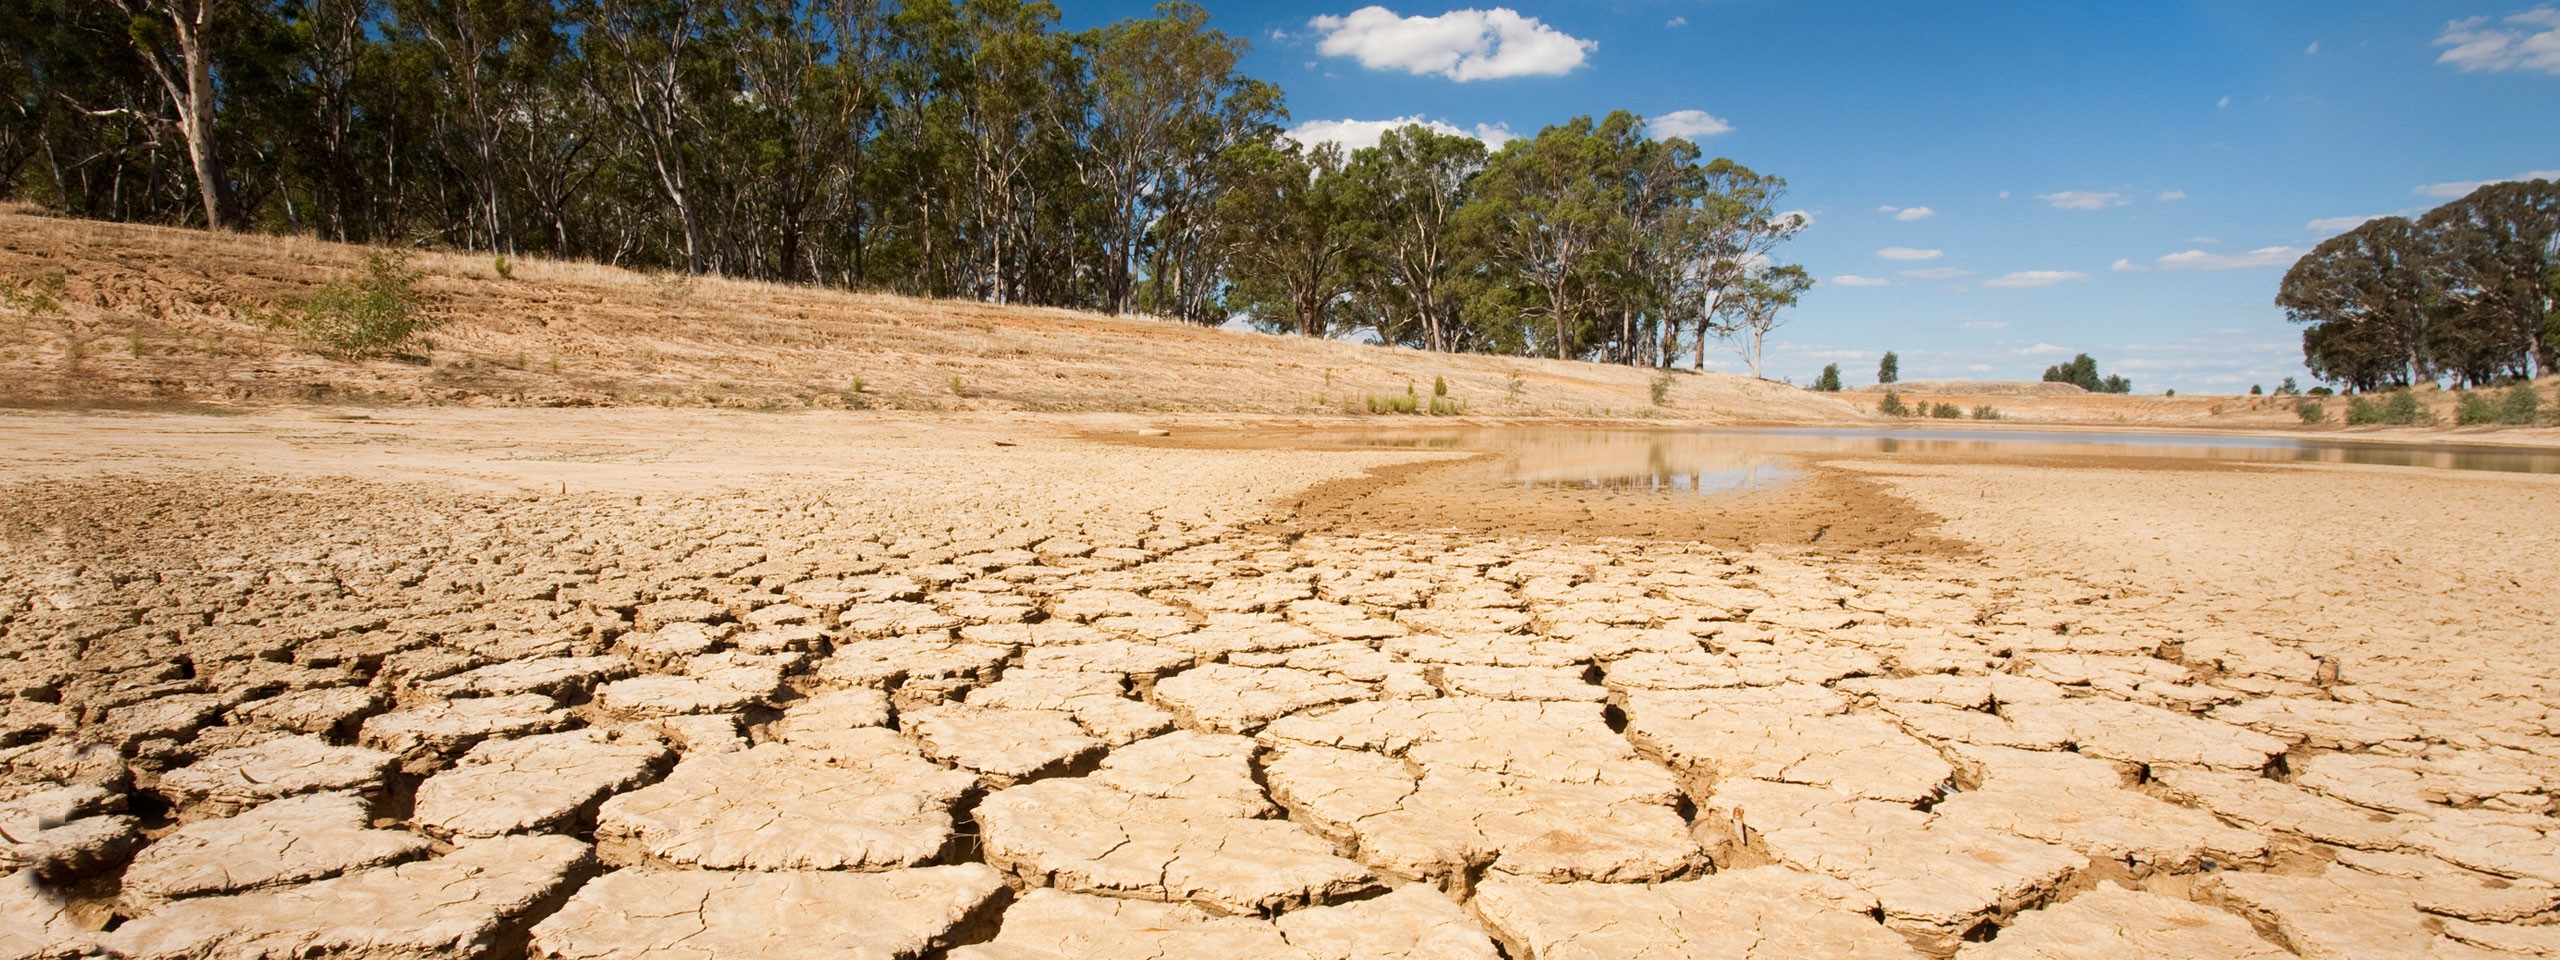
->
(2280, 180, 2558, 389)
(0, 0, 1815, 368)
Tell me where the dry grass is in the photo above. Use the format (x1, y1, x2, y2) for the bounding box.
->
(0, 211, 1863, 420)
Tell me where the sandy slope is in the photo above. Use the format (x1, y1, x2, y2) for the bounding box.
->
(0, 210, 1858, 422)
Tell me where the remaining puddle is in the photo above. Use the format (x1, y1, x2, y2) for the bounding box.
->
(1338, 426, 2560, 497)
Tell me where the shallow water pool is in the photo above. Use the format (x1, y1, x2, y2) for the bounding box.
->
(1339, 426, 2560, 497)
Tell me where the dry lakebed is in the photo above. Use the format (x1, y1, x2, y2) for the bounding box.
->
(5, 407, 2560, 959)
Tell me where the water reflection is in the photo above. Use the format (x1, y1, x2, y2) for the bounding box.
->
(1339, 426, 2560, 498)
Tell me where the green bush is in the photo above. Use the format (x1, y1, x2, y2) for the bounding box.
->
(1366, 393, 1419, 414)
(1928, 401, 1962, 419)
(1877, 390, 1908, 416)
(1971, 405, 2000, 420)
(2457, 390, 2500, 425)
(2501, 384, 2542, 424)
(1432, 375, 1449, 397)
(2297, 399, 2327, 424)
(2346, 389, 2430, 426)
(1428, 396, 1463, 416)
(1649, 371, 1674, 406)
(274, 253, 436, 359)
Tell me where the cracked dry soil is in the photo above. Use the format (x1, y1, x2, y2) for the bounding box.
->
(6, 408, 2560, 960)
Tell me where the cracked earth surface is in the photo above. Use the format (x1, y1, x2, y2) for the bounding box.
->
(4, 409, 2560, 959)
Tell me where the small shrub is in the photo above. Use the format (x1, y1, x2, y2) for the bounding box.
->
(847, 376, 866, 394)
(2346, 389, 2431, 426)
(1428, 396, 1463, 416)
(2275, 377, 2300, 396)
(1649, 371, 1674, 406)
(2297, 399, 2327, 424)
(948, 376, 965, 397)
(651, 271, 695, 301)
(1505, 373, 1525, 403)
(2501, 383, 2542, 424)
(1970, 405, 2000, 420)
(1877, 390, 1908, 416)
(2307, 385, 2334, 396)
(1366, 393, 1419, 414)
(2248, 384, 2262, 396)
(1928, 401, 1963, 419)
(2457, 390, 2500, 425)
(493, 253, 514, 280)
(1433, 375, 1449, 397)
(2164, 389, 2175, 397)
(2, 272, 67, 316)
(274, 252, 437, 359)
(128, 330, 146, 358)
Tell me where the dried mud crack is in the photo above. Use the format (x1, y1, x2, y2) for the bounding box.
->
(5, 413, 2559, 959)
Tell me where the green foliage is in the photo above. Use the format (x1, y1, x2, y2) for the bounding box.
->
(1877, 351, 1899, 384)
(2461, 385, 2544, 425)
(1649, 371, 1673, 406)
(1428, 396, 1464, 416)
(1812, 363, 1842, 392)
(948, 376, 966, 397)
(2298, 399, 2328, 424)
(1928, 401, 1962, 419)
(2249, 384, 2262, 395)
(2346, 389, 2431, 425)
(2502, 383, 2543, 424)
(2, 273, 67, 316)
(1971, 405, 2000, 420)
(274, 253, 437, 359)
(1877, 390, 1908, 416)
(2275, 377, 2301, 395)
(1432, 375, 1448, 397)
(1365, 393, 1419, 414)
(493, 254, 514, 280)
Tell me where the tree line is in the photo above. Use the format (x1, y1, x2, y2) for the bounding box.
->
(2277, 179, 2559, 391)
(0, 0, 1812, 368)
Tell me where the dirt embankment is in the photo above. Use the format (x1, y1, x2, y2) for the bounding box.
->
(0, 209, 1862, 422)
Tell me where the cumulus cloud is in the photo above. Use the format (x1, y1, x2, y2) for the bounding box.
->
(1876, 205, 1936, 221)
(2111, 259, 2143, 272)
(1648, 109, 1734, 139)
(1309, 6, 1595, 81)
(2153, 246, 2305, 270)
(1898, 267, 1968, 280)
(1876, 246, 1942, 261)
(1983, 270, 2089, 289)
(1832, 275, 1891, 287)
(2039, 191, 2129, 210)
(1666, 15, 1686, 27)
(1284, 116, 1516, 152)
(2156, 190, 2187, 202)
(2415, 169, 2560, 198)
(2308, 214, 2385, 232)
(2435, 7, 2560, 74)
(1771, 209, 1814, 229)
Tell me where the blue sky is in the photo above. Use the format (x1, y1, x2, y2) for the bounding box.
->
(1061, 1, 2560, 392)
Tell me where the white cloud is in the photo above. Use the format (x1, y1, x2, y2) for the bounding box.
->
(2156, 190, 2187, 202)
(1966, 363, 1994, 372)
(1665, 15, 1686, 27)
(2435, 8, 2560, 74)
(2111, 258, 2144, 272)
(2306, 40, 2321, 54)
(2016, 341, 2074, 356)
(1832, 275, 1891, 287)
(1309, 6, 1595, 81)
(1996, 190, 2012, 199)
(1876, 246, 1942, 261)
(1957, 321, 2009, 330)
(2153, 246, 2305, 270)
(1898, 267, 1968, 280)
(1649, 109, 1733, 139)
(1771, 209, 1813, 229)
(2414, 169, 2560, 198)
(2185, 236, 2218, 244)
(1284, 115, 1516, 152)
(2039, 191, 2129, 210)
(2217, 95, 2231, 108)
(1983, 270, 2090, 289)
(2307, 214, 2384, 232)
(1876, 205, 1936, 221)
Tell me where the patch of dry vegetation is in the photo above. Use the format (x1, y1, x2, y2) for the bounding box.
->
(0, 211, 1859, 420)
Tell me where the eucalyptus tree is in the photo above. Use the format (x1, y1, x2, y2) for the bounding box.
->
(2278, 216, 2437, 388)
(1461, 113, 1637, 361)
(2421, 179, 2560, 378)
(574, 0, 718, 273)
(1682, 159, 1801, 370)
(104, 0, 252, 227)
(1341, 123, 1485, 351)
(1713, 262, 1812, 379)
(1080, 2, 1273, 318)
(1217, 141, 1361, 337)
(387, 0, 566, 252)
